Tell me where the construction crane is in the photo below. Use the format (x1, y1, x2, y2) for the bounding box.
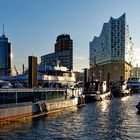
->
(14, 65, 19, 75)
(22, 64, 25, 74)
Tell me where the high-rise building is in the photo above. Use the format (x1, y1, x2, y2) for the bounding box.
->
(55, 34, 73, 53)
(41, 34, 73, 70)
(0, 31, 12, 78)
(89, 13, 134, 82)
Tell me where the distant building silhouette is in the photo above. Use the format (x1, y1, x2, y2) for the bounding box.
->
(0, 29, 12, 78)
(41, 34, 73, 70)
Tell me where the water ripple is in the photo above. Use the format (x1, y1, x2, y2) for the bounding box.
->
(1, 95, 140, 140)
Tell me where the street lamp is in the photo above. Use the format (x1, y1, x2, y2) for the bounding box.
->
(132, 59, 139, 78)
(99, 71, 102, 81)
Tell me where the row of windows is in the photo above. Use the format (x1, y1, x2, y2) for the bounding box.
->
(0, 91, 65, 105)
(90, 15, 133, 65)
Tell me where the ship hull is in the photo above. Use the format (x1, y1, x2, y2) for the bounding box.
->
(0, 88, 84, 123)
(0, 97, 84, 123)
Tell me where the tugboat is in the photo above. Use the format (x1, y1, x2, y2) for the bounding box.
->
(110, 81, 131, 97)
(136, 102, 140, 112)
(84, 80, 112, 103)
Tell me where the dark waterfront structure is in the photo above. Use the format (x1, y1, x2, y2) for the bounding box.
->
(89, 13, 134, 82)
(0, 31, 12, 78)
(41, 34, 73, 70)
(28, 56, 38, 88)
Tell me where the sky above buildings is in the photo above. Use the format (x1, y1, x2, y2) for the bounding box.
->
(0, 0, 140, 72)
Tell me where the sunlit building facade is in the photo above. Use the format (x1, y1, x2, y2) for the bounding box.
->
(89, 13, 133, 82)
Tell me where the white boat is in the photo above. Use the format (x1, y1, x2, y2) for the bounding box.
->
(0, 63, 85, 123)
(0, 87, 84, 123)
(2, 63, 77, 89)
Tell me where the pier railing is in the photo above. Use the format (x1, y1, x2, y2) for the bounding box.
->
(0, 87, 83, 105)
(0, 88, 66, 105)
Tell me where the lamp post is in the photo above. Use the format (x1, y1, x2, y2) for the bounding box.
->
(98, 71, 102, 94)
(136, 64, 139, 78)
(132, 59, 139, 78)
(99, 71, 102, 82)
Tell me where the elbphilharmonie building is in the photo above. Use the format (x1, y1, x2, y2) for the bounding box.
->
(89, 13, 133, 82)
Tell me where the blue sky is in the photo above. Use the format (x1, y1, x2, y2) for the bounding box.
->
(0, 0, 140, 72)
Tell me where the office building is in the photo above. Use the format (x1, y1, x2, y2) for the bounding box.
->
(41, 34, 73, 70)
(89, 13, 133, 82)
(0, 32, 12, 78)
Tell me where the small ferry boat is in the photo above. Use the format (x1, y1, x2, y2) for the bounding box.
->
(0, 87, 84, 123)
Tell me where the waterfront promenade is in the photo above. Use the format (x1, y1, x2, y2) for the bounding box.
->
(1, 94, 140, 140)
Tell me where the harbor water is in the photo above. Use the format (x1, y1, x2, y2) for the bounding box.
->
(1, 94, 140, 140)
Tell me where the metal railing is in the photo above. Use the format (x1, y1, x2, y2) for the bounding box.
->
(0, 88, 66, 105)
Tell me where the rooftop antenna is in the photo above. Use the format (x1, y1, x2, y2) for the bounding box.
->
(2, 24, 5, 36)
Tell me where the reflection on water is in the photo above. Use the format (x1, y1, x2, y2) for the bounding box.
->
(1, 95, 140, 140)
(121, 96, 131, 101)
(98, 100, 110, 112)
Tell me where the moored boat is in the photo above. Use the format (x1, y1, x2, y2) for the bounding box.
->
(0, 61, 85, 123)
(84, 80, 112, 103)
(110, 80, 132, 97)
(136, 102, 140, 112)
(0, 87, 84, 123)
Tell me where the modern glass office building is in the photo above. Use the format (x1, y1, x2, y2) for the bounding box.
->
(0, 34, 12, 77)
(41, 34, 73, 70)
(89, 13, 134, 81)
